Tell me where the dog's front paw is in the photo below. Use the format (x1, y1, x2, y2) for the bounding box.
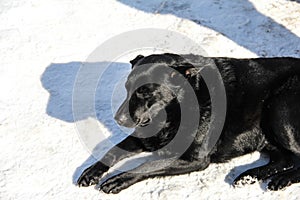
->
(233, 174, 258, 187)
(77, 162, 109, 187)
(233, 167, 266, 187)
(100, 173, 141, 194)
(267, 175, 292, 191)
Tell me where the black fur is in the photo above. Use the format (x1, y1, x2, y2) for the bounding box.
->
(77, 53, 300, 193)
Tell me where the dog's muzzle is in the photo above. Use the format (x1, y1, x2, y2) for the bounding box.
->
(114, 113, 136, 128)
(115, 100, 152, 128)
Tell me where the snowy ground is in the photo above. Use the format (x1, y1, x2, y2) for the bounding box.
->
(1, 0, 300, 199)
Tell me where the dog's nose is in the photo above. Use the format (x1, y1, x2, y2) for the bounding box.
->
(114, 114, 136, 128)
(114, 114, 127, 125)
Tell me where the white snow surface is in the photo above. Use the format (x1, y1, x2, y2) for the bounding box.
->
(1, 0, 300, 199)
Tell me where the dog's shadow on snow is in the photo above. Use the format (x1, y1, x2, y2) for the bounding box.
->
(118, 0, 300, 57)
(41, 61, 129, 124)
(41, 61, 143, 183)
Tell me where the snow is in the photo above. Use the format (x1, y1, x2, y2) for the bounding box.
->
(1, 0, 300, 199)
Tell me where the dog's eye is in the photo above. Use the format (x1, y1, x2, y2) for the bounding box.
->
(136, 87, 148, 94)
(136, 91, 152, 99)
(136, 91, 144, 98)
(136, 88, 152, 99)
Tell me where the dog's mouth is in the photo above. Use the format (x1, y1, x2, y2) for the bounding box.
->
(137, 118, 152, 127)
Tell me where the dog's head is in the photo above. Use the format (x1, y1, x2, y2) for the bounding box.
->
(114, 53, 206, 129)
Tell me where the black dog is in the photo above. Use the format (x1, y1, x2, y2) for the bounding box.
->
(77, 53, 300, 193)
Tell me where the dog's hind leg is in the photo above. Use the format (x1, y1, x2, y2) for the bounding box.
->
(262, 86, 300, 190)
(235, 80, 300, 190)
(233, 147, 294, 186)
(234, 80, 300, 188)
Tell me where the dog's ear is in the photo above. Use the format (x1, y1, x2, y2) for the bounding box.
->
(170, 65, 203, 79)
(130, 55, 144, 68)
(184, 67, 201, 78)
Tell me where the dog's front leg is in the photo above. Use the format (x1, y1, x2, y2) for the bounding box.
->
(77, 136, 145, 187)
(100, 157, 210, 194)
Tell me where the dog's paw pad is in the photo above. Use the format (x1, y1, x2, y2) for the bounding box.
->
(234, 175, 258, 187)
